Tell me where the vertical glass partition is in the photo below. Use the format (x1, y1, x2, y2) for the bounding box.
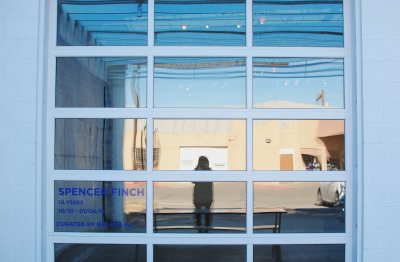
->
(50, 1, 353, 261)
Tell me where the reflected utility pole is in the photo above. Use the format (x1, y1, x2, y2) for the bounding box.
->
(316, 89, 325, 107)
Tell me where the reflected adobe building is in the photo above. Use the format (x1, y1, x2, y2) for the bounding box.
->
(1, 0, 398, 261)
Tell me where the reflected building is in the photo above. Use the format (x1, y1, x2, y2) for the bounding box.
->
(154, 119, 246, 171)
(253, 120, 345, 171)
(54, 119, 344, 171)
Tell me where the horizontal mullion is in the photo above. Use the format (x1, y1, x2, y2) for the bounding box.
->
(50, 46, 346, 58)
(51, 108, 348, 119)
(52, 171, 348, 182)
(48, 234, 350, 245)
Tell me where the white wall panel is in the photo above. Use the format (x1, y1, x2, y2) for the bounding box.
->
(0, 0, 39, 261)
(362, 0, 400, 260)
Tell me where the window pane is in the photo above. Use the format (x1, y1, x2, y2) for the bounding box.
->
(55, 181, 146, 233)
(155, 245, 246, 262)
(55, 119, 147, 170)
(155, 0, 246, 46)
(254, 182, 345, 233)
(153, 119, 246, 170)
(253, 0, 344, 47)
(253, 120, 345, 171)
(57, 0, 148, 46)
(56, 57, 147, 108)
(154, 182, 246, 233)
(55, 244, 146, 262)
(154, 57, 246, 108)
(254, 244, 345, 262)
(253, 58, 344, 108)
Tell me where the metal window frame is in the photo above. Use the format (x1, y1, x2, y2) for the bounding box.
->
(41, 0, 358, 261)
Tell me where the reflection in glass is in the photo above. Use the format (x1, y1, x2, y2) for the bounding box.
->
(55, 119, 147, 170)
(253, 58, 344, 108)
(253, 245, 345, 262)
(54, 181, 146, 233)
(253, 182, 345, 233)
(155, 0, 246, 46)
(55, 244, 146, 262)
(154, 57, 246, 108)
(153, 182, 246, 233)
(57, 0, 148, 46)
(253, 120, 345, 171)
(153, 119, 246, 170)
(254, 244, 345, 262)
(56, 57, 147, 108)
(154, 245, 246, 262)
(253, 0, 344, 47)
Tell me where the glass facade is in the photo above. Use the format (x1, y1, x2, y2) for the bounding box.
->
(253, 58, 344, 108)
(49, 1, 351, 261)
(153, 119, 246, 170)
(56, 57, 147, 108)
(253, 120, 345, 171)
(55, 243, 146, 262)
(154, 57, 246, 108)
(254, 244, 345, 262)
(154, 0, 246, 46)
(55, 119, 147, 170)
(57, 0, 148, 46)
(253, 0, 344, 47)
(154, 182, 246, 233)
(253, 182, 345, 233)
(55, 181, 146, 233)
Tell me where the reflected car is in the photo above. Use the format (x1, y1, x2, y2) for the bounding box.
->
(315, 182, 345, 207)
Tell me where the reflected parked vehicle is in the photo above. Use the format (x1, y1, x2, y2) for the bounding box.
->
(315, 182, 345, 207)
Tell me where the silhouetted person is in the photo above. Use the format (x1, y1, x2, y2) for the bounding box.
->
(193, 156, 213, 233)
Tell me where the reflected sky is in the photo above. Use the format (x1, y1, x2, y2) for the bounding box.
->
(154, 57, 246, 108)
(155, 0, 246, 46)
(253, 0, 344, 47)
(58, 0, 148, 46)
(253, 58, 344, 108)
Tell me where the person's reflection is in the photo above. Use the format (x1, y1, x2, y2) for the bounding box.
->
(193, 156, 213, 233)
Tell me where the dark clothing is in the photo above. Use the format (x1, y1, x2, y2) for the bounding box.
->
(193, 182, 213, 233)
(193, 160, 213, 232)
(193, 182, 213, 206)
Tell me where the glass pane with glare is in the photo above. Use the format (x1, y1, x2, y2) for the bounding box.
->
(253, 58, 344, 109)
(253, 0, 344, 47)
(154, 57, 246, 108)
(57, 0, 148, 46)
(155, 0, 246, 46)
